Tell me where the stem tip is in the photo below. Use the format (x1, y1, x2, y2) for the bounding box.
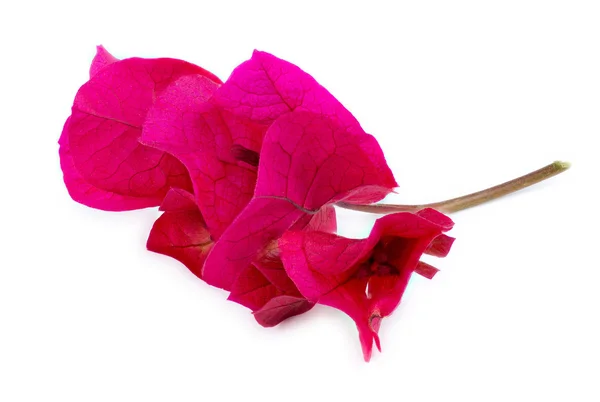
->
(553, 160, 571, 170)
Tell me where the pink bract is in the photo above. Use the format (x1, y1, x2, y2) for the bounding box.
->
(253, 296, 315, 328)
(89, 45, 118, 78)
(279, 209, 455, 361)
(59, 47, 221, 211)
(146, 188, 212, 279)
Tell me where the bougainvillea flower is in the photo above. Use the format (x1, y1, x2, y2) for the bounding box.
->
(202, 110, 397, 290)
(279, 208, 455, 361)
(59, 46, 221, 211)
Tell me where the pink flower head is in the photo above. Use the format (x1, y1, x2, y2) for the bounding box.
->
(279, 208, 455, 361)
(58, 47, 465, 361)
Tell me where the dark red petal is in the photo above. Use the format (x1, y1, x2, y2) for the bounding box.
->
(424, 234, 455, 257)
(228, 264, 282, 310)
(146, 202, 212, 280)
(253, 296, 315, 328)
(414, 261, 440, 279)
(229, 261, 313, 326)
(253, 248, 301, 295)
(159, 188, 198, 212)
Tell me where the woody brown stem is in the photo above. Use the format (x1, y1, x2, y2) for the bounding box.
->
(337, 161, 570, 214)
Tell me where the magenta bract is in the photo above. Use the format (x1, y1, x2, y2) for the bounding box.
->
(59, 47, 221, 211)
(279, 209, 454, 361)
(146, 189, 212, 279)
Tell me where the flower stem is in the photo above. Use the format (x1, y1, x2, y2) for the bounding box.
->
(337, 161, 570, 214)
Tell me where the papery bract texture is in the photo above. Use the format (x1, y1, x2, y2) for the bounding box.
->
(147, 191, 316, 326)
(61, 47, 448, 359)
(227, 237, 316, 325)
(141, 75, 262, 238)
(142, 49, 364, 239)
(279, 208, 454, 361)
(59, 47, 221, 211)
(89, 45, 118, 77)
(212, 50, 363, 134)
(146, 189, 213, 279)
(253, 296, 314, 327)
(229, 267, 315, 327)
(203, 111, 397, 290)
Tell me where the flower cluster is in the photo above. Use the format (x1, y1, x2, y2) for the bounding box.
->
(59, 46, 454, 361)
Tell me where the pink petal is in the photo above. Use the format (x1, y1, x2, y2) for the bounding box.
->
(159, 188, 198, 212)
(228, 264, 282, 310)
(279, 211, 454, 360)
(288, 204, 337, 233)
(414, 261, 440, 279)
(416, 208, 455, 230)
(323, 278, 375, 361)
(281, 231, 365, 282)
(228, 260, 313, 326)
(141, 75, 262, 238)
(279, 231, 378, 360)
(203, 198, 305, 288)
(61, 56, 220, 211)
(59, 118, 160, 210)
(213, 50, 397, 205)
(253, 296, 315, 328)
(89, 45, 118, 78)
(252, 248, 301, 295)
(424, 234, 455, 257)
(146, 189, 213, 279)
(255, 111, 396, 207)
(367, 274, 412, 318)
(213, 50, 363, 133)
(202, 111, 396, 290)
(303, 205, 337, 232)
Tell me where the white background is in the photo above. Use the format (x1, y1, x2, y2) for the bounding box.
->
(1, 1, 599, 401)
